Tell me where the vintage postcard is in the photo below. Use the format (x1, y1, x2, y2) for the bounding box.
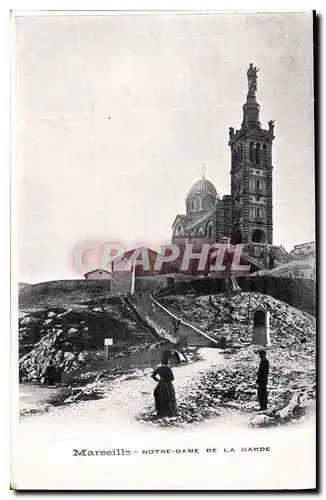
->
(11, 11, 316, 490)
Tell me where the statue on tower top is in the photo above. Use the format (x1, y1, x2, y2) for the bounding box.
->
(268, 120, 275, 134)
(247, 63, 259, 98)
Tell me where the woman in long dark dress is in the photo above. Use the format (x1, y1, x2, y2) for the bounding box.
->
(151, 351, 177, 418)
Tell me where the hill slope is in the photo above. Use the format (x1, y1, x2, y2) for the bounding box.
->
(156, 276, 316, 316)
(18, 280, 112, 311)
(143, 292, 316, 426)
(159, 291, 315, 347)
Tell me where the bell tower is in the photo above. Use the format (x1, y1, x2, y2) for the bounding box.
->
(229, 63, 275, 247)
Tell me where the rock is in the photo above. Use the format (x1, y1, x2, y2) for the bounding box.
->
(63, 352, 75, 361)
(77, 352, 86, 363)
(20, 316, 32, 326)
(28, 370, 38, 380)
(63, 381, 106, 403)
(55, 350, 64, 364)
(68, 327, 78, 335)
(250, 414, 275, 427)
(47, 311, 56, 318)
(278, 393, 300, 421)
(44, 319, 52, 325)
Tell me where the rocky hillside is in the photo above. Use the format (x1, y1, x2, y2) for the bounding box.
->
(142, 292, 316, 427)
(19, 286, 316, 428)
(142, 341, 315, 428)
(19, 279, 112, 311)
(19, 295, 161, 383)
(156, 276, 316, 316)
(159, 291, 315, 347)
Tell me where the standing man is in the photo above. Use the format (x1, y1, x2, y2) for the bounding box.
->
(257, 349, 269, 411)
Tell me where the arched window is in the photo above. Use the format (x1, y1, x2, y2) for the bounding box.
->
(230, 229, 242, 245)
(206, 194, 214, 209)
(250, 142, 254, 163)
(254, 309, 266, 328)
(256, 143, 261, 164)
(232, 150, 236, 166)
(263, 144, 267, 166)
(207, 224, 213, 239)
(194, 196, 202, 211)
(252, 228, 265, 243)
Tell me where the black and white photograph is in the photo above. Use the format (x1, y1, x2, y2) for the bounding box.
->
(11, 10, 316, 490)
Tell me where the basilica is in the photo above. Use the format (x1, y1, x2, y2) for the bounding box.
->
(83, 64, 313, 284)
(171, 64, 277, 268)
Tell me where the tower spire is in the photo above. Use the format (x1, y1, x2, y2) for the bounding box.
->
(242, 63, 261, 129)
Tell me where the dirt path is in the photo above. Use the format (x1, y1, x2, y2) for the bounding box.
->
(19, 348, 249, 437)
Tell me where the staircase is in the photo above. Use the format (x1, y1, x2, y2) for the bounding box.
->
(127, 292, 218, 348)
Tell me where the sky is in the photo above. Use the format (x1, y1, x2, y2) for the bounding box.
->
(14, 12, 315, 283)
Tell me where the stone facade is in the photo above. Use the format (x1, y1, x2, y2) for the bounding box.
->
(171, 64, 275, 266)
(290, 241, 315, 259)
(254, 258, 315, 280)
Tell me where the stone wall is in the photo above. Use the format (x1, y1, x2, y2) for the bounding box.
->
(111, 271, 133, 293)
(134, 274, 197, 293)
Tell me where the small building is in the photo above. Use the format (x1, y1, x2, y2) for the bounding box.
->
(253, 258, 315, 280)
(84, 268, 112, 280)
(290, 241, 315, 259)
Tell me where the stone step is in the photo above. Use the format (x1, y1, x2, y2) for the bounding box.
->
(128, 292, 214, 347)
(142, 293, 215, 347)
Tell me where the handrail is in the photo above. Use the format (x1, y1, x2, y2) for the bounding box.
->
(230, 276, 241, 291)
(149, 294, 219, 345)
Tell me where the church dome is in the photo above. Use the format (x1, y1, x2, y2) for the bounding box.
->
(187, 177, 218, 199)
(185, 176, 219, 215)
